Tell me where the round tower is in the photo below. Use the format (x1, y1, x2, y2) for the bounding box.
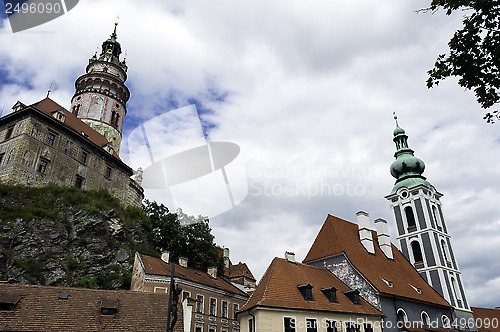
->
(70, 22, 130, 154)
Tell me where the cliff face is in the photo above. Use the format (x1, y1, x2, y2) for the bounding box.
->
(0, 184, 156, 289)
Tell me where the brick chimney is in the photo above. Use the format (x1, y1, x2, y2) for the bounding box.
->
(207, 266, 217, 278)
(374, 218, 393, 259)
(178, 257, 188, 267)
(161, 251, 170, 263)
(223, 247, 230, 269)
(285, 251, 296, 263)
(357, 211, 375, 254)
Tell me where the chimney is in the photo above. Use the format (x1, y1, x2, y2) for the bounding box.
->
(207, 266, 217, 278)
(161, 251, 170, 263)
(357, 211, 375, 254)
(285, 251, 296, 263)
(374, 218, 393, 259)
(223, 247, 230, 269)
(178, 257, 188, 267)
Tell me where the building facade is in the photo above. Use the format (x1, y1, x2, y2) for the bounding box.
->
(131, 252, 249, 332)
(238, 254, 384, 332)
(0, 25, 143, 206)
(385, 115, 474, 328)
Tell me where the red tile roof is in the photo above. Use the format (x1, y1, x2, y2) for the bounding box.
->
(0, 283, 183, 331)
(303, 215, 451, 308)
(472, 307, 500, 332)
(29, 98, 121, 160)
(138, 253, 249, 298)
(226, 262, 256, 281)
(240, 257, 384, 316)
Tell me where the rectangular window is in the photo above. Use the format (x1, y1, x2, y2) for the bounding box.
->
(75, 175, 84, 189)
(182, 291, 191, 302)
(248, 318, 254, 332)
(208, 328, 216, 332)
(284, 317, 296, 332)
(196, 295, 204, 313)
(79, 150, 89, 164)
(346, 322, 360, 332)
(209, 298, 217, 316)
(364, 323, 373, 332)
(105, 165, 112, 179)
(0, 153, 4, 165)
(46, 132, 56, 146)
(221, 300, 228, 318)
(38, 159, 49, 173)
(326, 320, 338, 332)
(233, 303, 239, 319)
(306, 318, 318, 332)
(4, 125, 14, 141)
(195, 327, 202, 332)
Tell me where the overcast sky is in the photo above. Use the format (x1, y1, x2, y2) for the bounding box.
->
(1, 0, 499, 308)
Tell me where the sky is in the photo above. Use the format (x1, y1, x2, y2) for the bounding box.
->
(1, 0, 499, 308)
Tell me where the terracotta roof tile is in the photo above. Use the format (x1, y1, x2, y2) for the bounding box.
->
(240, 257, 384, 317)
(303, 215, 451, 307)
(138, 253, 249, 297)
(472, 307, 500, 332)
(228, 262, 256, 281)
(0, 283, 183, 331)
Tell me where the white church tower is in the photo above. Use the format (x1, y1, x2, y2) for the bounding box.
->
(385, 115, 475, 329)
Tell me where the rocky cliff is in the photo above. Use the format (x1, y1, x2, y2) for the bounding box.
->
(0, 184, 157, 289)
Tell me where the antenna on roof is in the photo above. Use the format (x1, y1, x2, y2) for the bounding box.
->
(46, 83, 56, 98)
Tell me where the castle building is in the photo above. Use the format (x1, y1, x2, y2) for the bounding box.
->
(0, 24, 143, 206)
(385, 115, 474, 327)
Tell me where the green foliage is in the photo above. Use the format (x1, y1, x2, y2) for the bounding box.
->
(143, 200, 224, 272)
(75, 275, 97, 288)
(17, 257, 45, 284)
(424, 0, 500, 123)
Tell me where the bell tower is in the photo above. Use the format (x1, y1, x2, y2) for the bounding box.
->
(70, 22, 130, 154)
(385, 114, 475, 328)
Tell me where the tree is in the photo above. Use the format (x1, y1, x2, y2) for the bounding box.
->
(143, 200, 224, 271)
(424, 0, 500, 123)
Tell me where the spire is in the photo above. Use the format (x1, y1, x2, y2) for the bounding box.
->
(90, 22, 127, 69)
(389, 113, 430, 194)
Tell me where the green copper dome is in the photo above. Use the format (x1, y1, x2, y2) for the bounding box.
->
(389, 114, 430, 195)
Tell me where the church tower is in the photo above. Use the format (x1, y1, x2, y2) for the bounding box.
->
(385, 115, 475, 327)
(70, 22, 130, 155)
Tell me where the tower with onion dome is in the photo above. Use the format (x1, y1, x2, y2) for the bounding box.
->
(385, 114, 475, 328)
(70, 22, 130, 155)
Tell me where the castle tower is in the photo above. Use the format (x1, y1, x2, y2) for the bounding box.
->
(385, 115, 475, 327)
(70, 22, 130, 154)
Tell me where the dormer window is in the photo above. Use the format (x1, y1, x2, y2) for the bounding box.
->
(297, 284, 314, 301)
(321, 287, 338, 303)
(343, 290, 361, 305)
(101, 308, 116, 315)
(100, 299, 117, 316)
(0, 295, 21, 311)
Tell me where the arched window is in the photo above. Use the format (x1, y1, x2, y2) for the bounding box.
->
(6, 149, 16, 164)
(441, 240, 450, 266)
(441, 315, 451, 328)
(397, 308, 408, 327)
(405, 206, 416, 229)
(411, 241, 424, 264)
(421, 311, 430, 326)
(432, 206, 442, 231)
(451, 277, 462, 307)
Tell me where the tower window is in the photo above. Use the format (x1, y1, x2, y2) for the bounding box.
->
(421, 311, 430, 326)
(105, 166, 112, 179)
(441, 240, 451, 267)
(405, 206, 416, 230)
(432, 206, 442, 231)
(411, 241, 424, 264)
